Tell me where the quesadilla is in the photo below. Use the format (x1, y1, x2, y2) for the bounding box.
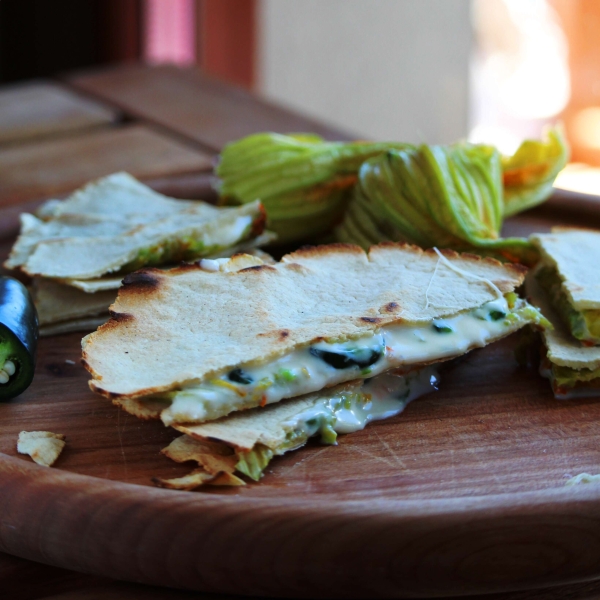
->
(83, 243, 547, 431)
(530, 229, 600, 345)
(5, 172, 272, 335)
(527, 265, 600, 399)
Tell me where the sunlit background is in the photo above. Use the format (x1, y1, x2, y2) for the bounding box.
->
(2, 0, 600, 195)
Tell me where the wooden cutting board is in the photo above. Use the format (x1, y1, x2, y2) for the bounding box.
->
(1, 198, 600, 599)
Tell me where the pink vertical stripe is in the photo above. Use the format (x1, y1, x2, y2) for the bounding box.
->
(144, 0, 196, 65)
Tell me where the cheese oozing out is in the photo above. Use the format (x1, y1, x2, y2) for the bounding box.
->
(287, 365, 439, 440)
(157, 295, 541, 425)
(233, 365, 440, 481)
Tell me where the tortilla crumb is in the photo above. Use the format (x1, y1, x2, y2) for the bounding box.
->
(17, 431, 66, 467)
(565, 473, 600, 486)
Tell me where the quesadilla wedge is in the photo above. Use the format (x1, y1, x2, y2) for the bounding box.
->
(82, 243, 547, 426)
(5, 172, 268, 279)
(156, 365, 440, 488)
(530, 229, 600, 345)
(527, 267, 600, 399)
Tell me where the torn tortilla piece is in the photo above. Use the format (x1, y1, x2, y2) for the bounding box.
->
(152, 468, 217, 490)
(17, 431, 66, 467)
(155, 437, 245, 489)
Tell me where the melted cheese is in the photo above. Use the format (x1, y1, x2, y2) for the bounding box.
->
(160, 296, 533, 425)
(288, 365, 439, 440)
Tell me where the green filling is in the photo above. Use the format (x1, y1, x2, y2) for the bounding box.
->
(233, 391, 369, 480)
(536, 266, 600, 342)
(235, 445, 274, 481)
(551, 364, 600, 389)
(113, 222, 255, 276)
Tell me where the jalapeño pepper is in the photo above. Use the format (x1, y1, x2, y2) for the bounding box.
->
(0, 276, 38, 400)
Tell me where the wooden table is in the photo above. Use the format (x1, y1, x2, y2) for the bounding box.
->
(1, 65, 600, 600)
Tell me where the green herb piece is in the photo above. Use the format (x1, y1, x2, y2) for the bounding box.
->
(274, 368, 297, 383)
(433, 323, 453, 334)
(489, 310, 506, 321)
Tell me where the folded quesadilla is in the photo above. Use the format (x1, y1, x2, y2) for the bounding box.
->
(527, 266, 600, 399)
(83, 243, 547, 432)
(5, 172, 271, 335)
(530, 229, 600, 345)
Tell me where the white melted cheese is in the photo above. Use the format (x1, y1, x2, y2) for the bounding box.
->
(160, 296, 530, 425)
(287, 365, 439, 441)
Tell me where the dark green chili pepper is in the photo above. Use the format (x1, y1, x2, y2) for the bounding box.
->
(0, 276, 38, 400)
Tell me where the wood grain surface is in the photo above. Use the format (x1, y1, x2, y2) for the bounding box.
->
(1, 199, 600, 598)
(0, 81, 117, 145)
(0, 124, 214, 206)
(65, 64, 354, 152)
(4, 550, 600, 600)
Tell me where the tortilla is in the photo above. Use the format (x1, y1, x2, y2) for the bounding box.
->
(39, 316, 108, 337)
(20, 200, 263, 280)
(36, 171, 197, 220)
(82, 243, 527, 400)
(531, 228, 600, 310)
(5, 171, 267, 280)
(62, 238, 276, 293)
(33, 278, 116, 326)
(526, 268, 600, 371)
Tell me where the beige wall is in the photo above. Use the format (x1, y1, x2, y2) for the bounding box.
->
(258, 0, 472, 143)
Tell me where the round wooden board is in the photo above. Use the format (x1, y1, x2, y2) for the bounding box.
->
(1, 197, 600, 599)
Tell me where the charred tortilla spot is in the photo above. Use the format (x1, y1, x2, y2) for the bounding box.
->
(239, 265, 276, 273)
(384, 302, 399, 313)
(279, 329, 289, 338)
(122, 270, 161, 291)
(285, 262, 307, 273)
(360, 317, 381, 323)
(109, 311, 134, 323)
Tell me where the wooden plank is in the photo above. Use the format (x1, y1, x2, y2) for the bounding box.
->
(0, 124, 214, 207)
(65, 64, 354, 152)
(0, 81, 118, 145)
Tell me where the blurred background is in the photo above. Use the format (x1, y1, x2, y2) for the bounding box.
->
(1, 0, 600, 192)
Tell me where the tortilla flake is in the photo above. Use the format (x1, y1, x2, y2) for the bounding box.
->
(17, 431, 66, 467)
(155, 436, 245, 489)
